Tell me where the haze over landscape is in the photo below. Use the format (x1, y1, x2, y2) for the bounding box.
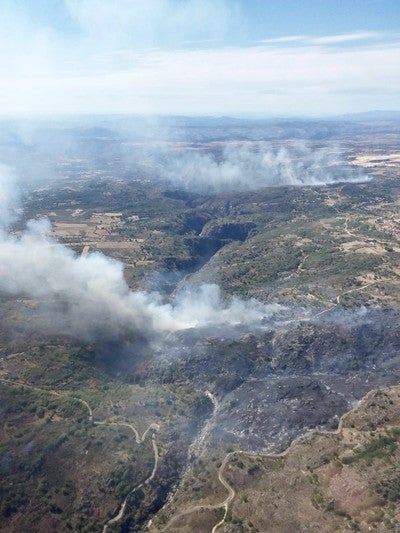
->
(1, 1, 400, 532)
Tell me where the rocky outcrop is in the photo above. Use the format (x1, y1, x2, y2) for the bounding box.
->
(200, 220, 256, 241)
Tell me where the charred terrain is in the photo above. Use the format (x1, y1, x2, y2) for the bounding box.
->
(1, 116, 400, 532)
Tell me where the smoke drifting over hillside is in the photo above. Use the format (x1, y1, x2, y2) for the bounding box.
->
(0, 122, 370, 196)
(0, 166, 284, 342)
(161, 143, 368, 192)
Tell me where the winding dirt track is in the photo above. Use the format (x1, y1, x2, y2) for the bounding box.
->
(210, 452, 236, 533)
(344, 216, 391, 245)
(0, 378, 93, 419)
(102, 428, 160, 533)
(313, 280, 379, 319)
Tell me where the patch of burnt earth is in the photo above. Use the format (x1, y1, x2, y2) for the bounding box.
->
(208, 370, 400, 453)
(212, 375, 348, 452)
(151, 309, 400, 453)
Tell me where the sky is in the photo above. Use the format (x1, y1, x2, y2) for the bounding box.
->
(0, 0, 399, 116)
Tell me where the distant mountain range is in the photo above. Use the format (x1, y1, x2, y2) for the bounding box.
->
(331, 110, 400, 121)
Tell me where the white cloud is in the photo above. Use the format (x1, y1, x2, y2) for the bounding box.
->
(258, 35, 308, 44)
(65, 0, 232, 50)
(310, 31, 381, 45)
(259, 31, 383, 47)
(1, 37, 398, 116)
(0, 0, 398, 117)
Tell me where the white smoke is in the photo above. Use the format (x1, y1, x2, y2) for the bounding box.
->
(0, 166, 283, 342)
(0, 164, 19, 227)
(160, 142, 368, 193)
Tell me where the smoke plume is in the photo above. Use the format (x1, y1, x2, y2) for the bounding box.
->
(159, 142, 368, 193)
(0, 165, 284, 342)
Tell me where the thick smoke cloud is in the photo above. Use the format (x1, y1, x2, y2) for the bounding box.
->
(160, 142, 368, 193)
(0, 166, 283, 342)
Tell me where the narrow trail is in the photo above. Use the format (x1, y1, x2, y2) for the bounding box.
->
(0, 378, 93, 419)
(344, 216, 395, 246)
(160, 502, 221, 531)
(311, 213, 399, 319)
(312, 280, 379, 319)
(312, 215, 392, 319)
(344, 216, 358, 238)
(210, 452, 236, 533)
(102, 432, 160, 533)
(0, 377, 65, 397)
(314, 213, 396, 319)
(284, 252, 309, 281)
(280, 215, 389, 324)
(3, 217, 395, 532)
(0, 378, 160, 533)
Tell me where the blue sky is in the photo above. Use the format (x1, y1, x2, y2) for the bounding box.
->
(0, 0, 399, 116)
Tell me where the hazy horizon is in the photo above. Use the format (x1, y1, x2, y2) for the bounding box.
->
(1, 110, 400, 122)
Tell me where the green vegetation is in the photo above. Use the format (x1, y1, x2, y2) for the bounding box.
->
(341, 430, 400, 466)
(376, 468, 400, 502)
